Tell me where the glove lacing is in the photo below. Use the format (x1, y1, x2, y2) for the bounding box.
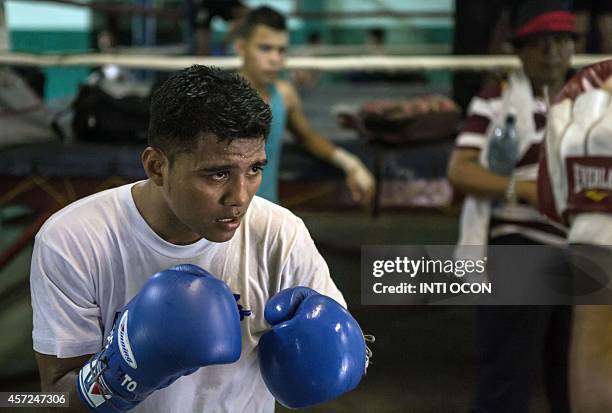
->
(85, 352, 143, 411)
(364, 334, 375, 374)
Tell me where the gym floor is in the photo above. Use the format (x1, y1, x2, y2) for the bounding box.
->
(0, 208, 551, 412)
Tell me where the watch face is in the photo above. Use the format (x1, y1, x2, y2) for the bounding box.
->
(505, 177, 517, 204)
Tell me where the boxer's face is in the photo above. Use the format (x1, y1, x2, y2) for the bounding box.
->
(518, 32, 574, 91)
(161, 135, 266, 243)
(238, 24, 288, 85)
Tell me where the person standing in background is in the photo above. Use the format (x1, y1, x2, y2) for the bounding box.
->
(235, 6, 375, 206)
(447, 1, 576, 412)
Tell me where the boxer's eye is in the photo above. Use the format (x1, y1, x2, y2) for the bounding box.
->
(209, 171, 228, 181)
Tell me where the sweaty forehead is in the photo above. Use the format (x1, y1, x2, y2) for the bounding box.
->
(192, 136, 266, 165)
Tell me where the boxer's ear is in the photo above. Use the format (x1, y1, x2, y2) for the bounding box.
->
(141, 146, 168, 186)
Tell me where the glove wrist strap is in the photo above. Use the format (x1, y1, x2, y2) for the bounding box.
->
(76, 352, 139, 413)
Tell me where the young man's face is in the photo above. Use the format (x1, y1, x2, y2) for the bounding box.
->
(239, 24, 289, 85)
(517, 32, 574, 90)
(161, 135, 267, 243)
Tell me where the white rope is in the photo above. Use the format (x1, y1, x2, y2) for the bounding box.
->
(0, 52, 610, 72)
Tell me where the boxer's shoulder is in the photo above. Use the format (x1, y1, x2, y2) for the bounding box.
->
(246, 195, 302, 224)
(244, 196, 306, 238)
(275, 79, 299, 108)
(37, 185, 125, 244)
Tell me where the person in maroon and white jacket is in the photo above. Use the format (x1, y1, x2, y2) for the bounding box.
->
(452, 74, 568, 245)
(447, 1, 576, 412)
(539, 58, 612, 413)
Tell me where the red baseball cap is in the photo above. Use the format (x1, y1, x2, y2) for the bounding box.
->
(512, 0, 576, 42)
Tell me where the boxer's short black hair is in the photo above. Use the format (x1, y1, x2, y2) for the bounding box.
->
(238, 6, 286, 38)
(148, 65, 271, 162)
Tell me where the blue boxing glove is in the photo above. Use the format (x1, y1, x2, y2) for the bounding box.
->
(258, 287, 372, 409)
(76, 264, 242, 412)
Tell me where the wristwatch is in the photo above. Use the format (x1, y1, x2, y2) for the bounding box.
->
(505, 175, 518, 204)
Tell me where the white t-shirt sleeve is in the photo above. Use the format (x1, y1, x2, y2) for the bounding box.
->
(278, 217, 347, 308)
(30, 238, 103, 358)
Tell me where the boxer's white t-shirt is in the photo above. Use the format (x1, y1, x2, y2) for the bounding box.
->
(30, 181, 345, 413)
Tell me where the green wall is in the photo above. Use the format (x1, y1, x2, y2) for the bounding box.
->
(10, 30, 92, 100)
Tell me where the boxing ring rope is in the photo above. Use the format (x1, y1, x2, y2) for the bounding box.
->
(1, 52, 611, 71)
(2, 50, 612, 273)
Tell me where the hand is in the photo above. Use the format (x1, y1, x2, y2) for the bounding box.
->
(258, 287, 370, 409)
(538, 59, 612, 244)
(346, 163, 376, 207)
(76, 264, 242, 412)
(330, 147, 376, 207)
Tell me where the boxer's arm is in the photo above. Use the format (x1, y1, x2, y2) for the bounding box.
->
(35, 352, 92, 412)
(448, 147, 537, 205)
(282, 81, 336, 160)
(281, 81, 375, 205)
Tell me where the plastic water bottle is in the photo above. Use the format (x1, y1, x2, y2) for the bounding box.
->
(487, 114, 518, 176)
